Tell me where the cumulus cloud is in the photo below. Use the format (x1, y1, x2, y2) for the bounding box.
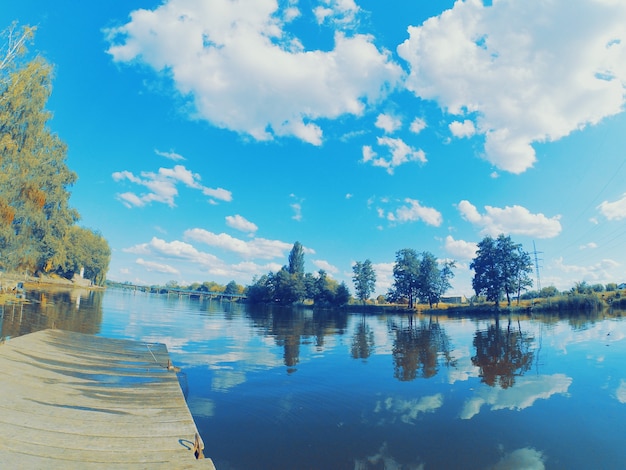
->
(385, 198, 442, 227)
(375, 113, 402, 133)
(184, 228, 293, 259)
(552, 257, 619, 282)
(112, 165, 232, 207)
(373, 261, 394, 294)
(136, 258, 180, 274)
(125, 236, 283, 279)
(313, 259, 339, 274)
(449, 119, 476, 138)
(314, 0, 360, 27)
(362, 137, 426, 174)
(105, 0, 402, 145)
(409, 117, 427, 134)
(457, 200, 561, 238)
(598, 193, 626, 220)
(444, 235, 477, 260)
(397, 0, 626, 173)
(226, 214, 258, 234)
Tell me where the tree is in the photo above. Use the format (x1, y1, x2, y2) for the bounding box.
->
(57, 226, 110, 286)
(0, 26, 80, 274)
(224, 280, 240, 295)
(287, 241, 305, 276)
(333, 282, 351, 307)
(352, 259, 376, 303)
(416, 252, 456, 308)
(470, 234, 533, 307)
(390, 249, 420, 308)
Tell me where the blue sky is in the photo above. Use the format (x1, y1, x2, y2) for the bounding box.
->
(3, 0, 626, 296)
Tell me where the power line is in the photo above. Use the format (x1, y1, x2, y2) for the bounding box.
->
(532, 241, 543, 292)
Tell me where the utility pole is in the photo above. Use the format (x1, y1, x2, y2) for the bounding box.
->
(532, 241, 543, 292)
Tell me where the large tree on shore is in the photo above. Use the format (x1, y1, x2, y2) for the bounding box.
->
(390, 249, 421, 308)
(352, 259, 376, 303)
(0, 24, 110, 281)
(470, 234, 533, 307)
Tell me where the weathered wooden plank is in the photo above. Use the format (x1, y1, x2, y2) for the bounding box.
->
(0, 329, 215, 469)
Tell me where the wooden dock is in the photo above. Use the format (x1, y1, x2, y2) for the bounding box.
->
(0, 329, 215, 469)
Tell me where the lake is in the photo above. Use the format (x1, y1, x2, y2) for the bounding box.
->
(2, 287, 626, 469)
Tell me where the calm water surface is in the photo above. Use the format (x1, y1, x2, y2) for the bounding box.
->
(3, 287, 626, 469)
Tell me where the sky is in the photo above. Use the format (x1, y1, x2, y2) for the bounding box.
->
(2, 0, 626, 297)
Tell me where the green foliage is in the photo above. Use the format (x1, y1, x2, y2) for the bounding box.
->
(471, 234, 533, 307)
(247, 243, 351, 307)
(224, 280, 240, 295)
(287, 241, 305, 276)
(389, 249, 455, 308)
(0, 24, 111, 281)
(56, 226, 111, 286)
(390, 248, 420, 308)
(352, 259, 376, 302)
(333, 282, 351, 307)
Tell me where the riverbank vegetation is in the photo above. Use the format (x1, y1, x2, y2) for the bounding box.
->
(0, 24, 110, 285)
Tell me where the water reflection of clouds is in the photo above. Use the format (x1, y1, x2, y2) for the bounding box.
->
(447, 345, 479, 384)
(491, 447, 545, 470)
(616, 380, 626, 404)
(354, 442, 425, 470)
(208, 368, 248, 393)
(547, 320, 626, 354)
(187, 397, 215, 418)
(461, 374, 572, 419)
(374, 394, 443, 424)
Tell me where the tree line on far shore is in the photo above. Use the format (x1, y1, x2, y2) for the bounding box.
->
(1, 24, 110, 285)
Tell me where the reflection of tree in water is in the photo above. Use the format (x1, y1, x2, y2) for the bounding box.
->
(246, 305, 348, 371)
(472, 316, 534, 389)
(391, 316, 454, 381)
(1, 288, 103, 338)
(351, 315, 375, 361)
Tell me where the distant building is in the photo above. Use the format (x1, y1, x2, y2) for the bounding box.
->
(441, 295, 467, 304)
(618, 283, 626, 290)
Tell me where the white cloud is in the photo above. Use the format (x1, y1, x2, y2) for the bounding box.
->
(552, 257, 619, 282)
(449, 119, 476, 138)
(105, 0, 402, 145)
(409, 117, 427, 134)
(226, 214, 258, 234)
(125, 237, 220, 263)
(313, 0, 360, 26)
(373, 261, 394, 295)
(112, 165, 231, 207)
(184, 228, 292, 259)
(375, 113, 402, 134)
(386, 198, 442, 227)
(598, 193, 626, 220)
(155, 149, 185, 161)
(291, 203, 302, 221)
(579, 242, 598, 250)
(135, 258, 180, 274)
(444, 235, 477, 260)
(457, 200, 561, 238)
(124, 236, 283, 280)
(398, 0, 626, 173)
(312, 259, 339, 274)
(362, 137, 426, 174)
